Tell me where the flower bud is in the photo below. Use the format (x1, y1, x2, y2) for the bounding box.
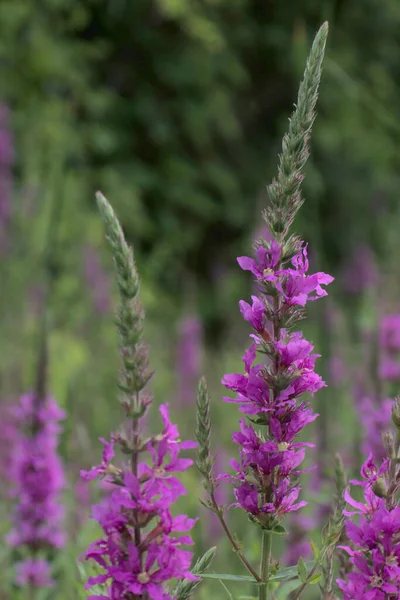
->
(391, 398, 400, 429)
(372, 477, 387, 499)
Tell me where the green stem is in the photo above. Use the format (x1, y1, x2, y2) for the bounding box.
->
(131, 404, 141, 550)
(259, 531, 272, 600)
(210, 492, 262, 582)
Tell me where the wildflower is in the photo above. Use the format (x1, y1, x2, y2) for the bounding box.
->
(7, 393, 65, 587)
(15, 558, 55, 587)
(217, 24, 332, 540)
(81, 437, 116, 481)
(379, 314, 400, 381)
(354, 311, 400, 462)
(337, 456, 400, 599)
(222, 243, 332, 529)
(82, 193, 198, 600)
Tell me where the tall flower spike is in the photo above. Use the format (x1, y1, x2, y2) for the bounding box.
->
(82, 193, 199, 600)
(265, 21, 328, 236)
(7, 188, 66, 590)
(7, 393, 66, 589)
(96, 191, 152, 415)
(337, 449, 400, 599)
(215, 22, 331, 599)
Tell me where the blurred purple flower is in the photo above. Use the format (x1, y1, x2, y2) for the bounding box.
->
(328, 355, 346, 386)
(15, 559, 55, 587)
(204, 447, 228, 543)
(0, 402, 17, 488)
(177, 315, 203, 406)
(282, 514, 315, 565)
(342, 244, 378, 295)
(359, 396, 393, 463)
(354, 313, 400, 462)
(379, 314, 400, 381)
(7, 393, 66, 587)
(83, 245, 112, 315)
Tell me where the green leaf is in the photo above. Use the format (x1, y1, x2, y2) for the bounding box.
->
(270, 562, 314, 582)
(270, 524, 288, 536)
(76, 562, 87, 582)
(307, 573, 322, 585)
(310, 539, 320, 560)
(201, 573, 259, 583)
(297, 557, 308, 583)
(219, 579, 234, 600)
(275, 580, 301, 599)
(201, 562, 314, 585)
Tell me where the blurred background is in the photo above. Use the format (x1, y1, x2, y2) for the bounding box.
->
(2, 0, 400, 598)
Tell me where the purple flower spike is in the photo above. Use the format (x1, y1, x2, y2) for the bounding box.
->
(82, 193, 200, 600)
(81, 437, 116, 481)
(220, 237, 333, 530)
(7, 393, 65, 587)
(337, 457, 400, 599)
(15, 559, 55, 588)
(82, 406, 198, 599)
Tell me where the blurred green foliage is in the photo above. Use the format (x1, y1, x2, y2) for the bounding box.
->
(3, 0, 400, 334)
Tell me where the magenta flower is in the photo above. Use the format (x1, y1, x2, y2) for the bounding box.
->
(379, 313, 400, 381)
(220, 239, 333, 529)
(83, 405, 198, 599)
(15, 559, 55, 587)
(337, 456, 400, 599)
(7, 393, 65, 587)
(239, 296, 266, 333)
(276, 246, 333, 307)
(354, 310, 400, 464)
(237, 241, 281, 280)
(380, 314, 400, 351)
(83, 194, 201, 599)
(81, 437, 116, 481)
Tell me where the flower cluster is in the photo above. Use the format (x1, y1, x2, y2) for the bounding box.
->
(337, 455, 400, 600)
(354, 313, 400, 462)
(221, 242, 333, 528)
(7, 393, 66, 587)
(82, 193, 199, 600)
(82, 404, 198, 600)
(358, 395, 393, 463)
